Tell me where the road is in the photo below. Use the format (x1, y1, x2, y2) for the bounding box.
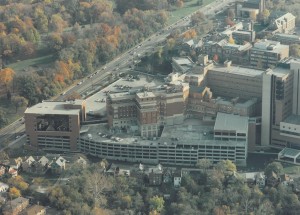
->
(0, 0, 236, 151)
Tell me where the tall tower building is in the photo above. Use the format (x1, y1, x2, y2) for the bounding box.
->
(291, 60, 300, 115)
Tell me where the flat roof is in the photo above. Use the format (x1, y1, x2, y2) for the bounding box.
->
(214, 112, 249, 133)
(252, 40, 288, 53)
(172, 57, 194, 65)
(210, 65, 265, 77)
(267, 67, 290, 78)
(279, 147, 300, 158)
(283, 114, 300, 125)
(80, 119, 246, 147)
(136, 91, 156, 99)
(25, 100, 83, 115)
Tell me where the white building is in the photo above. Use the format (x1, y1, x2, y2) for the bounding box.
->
(0, 182, 9, 192)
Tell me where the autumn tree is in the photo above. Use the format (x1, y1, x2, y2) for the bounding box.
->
(228, 35, 235, 44)
(225, 17, 235, 27)
(8, 176, 29, 192)
(11, 96, 28, 113)
(9, 187, 21, 199)
(0, 68, 15, 92)
(216, 160, 237, 174)
(183, 29, 197, 39)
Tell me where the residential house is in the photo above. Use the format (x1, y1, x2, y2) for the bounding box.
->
(280, 174, 293, 186)
(173, 170, 182, 188)
(51, 156, 66, 174)
(8, 168, 18, 178)
(9, 157, 23, 170)
(76, 157, 87, 168)
(241, 172, 266, 187)
(147, 164, 163, 186)
(0, 182, 9, 192)
(106, 164, 130, 177)
(21, 205, 46, 215)
(267, 171, 280, 187)
(163, 168, 173, 183)
(255, 172, 266, 187)
(2, 197, 29, 215)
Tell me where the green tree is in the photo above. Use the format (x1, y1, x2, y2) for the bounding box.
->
(0, 110, 8, 128)
(264, 161, 283, 177)
(133, 192, 144, 213)
(11, 96, 28, 113)
(290, 44, 300, 57)
(149, 195, 164, 212)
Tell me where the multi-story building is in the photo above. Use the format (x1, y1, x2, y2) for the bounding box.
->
(250, 40, 289, 69)
(202, 40, 252, 65)
(79, 112, 249, 166)
(106, 84, 189, 137)
(207, 62, 265, 100)
(261, 66, 294, 148)
(273, 33, 300, 45)
(268, 12, 296, 34)
(25, 100, 86, 151)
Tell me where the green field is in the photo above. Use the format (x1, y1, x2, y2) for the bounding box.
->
(7, 54, 55, 72)
(167, 0, 215, 25)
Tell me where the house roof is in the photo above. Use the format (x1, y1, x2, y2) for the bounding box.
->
(25, 156, 36, 165)
(38, 156, 49, 166)
(22, 205, 45, 215)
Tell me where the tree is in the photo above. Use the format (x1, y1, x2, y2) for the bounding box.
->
(227, 9, 235, 19)
(228, 35, 235, 44)
(64, 91, 81, 101)
(290, 44, 300, 57)
(86, 172, 113, 207)
(264, 161, 283, 177)
(133, 192, 144, 213)
(196, 159, 212, 172)
(9, 187, 21, 199)
(0, 68, 15, 92)
(216, 160, 237, 173)
(225, 17, 234, 27)
(149, 195, 164, 212)
(8, 176, 29, 192)
(0, 151, 9, 160)
(11, 96, 28, 113)
(0, 110, 8, 128)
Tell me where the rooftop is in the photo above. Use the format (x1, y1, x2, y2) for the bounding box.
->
(136, 91, 156, 99)
(25, 100, 84, 115)
(211, 65, 266, 77)
(283, 114, 300, 125)
(214, 112, 249, 133)
(252, 40, 288, 53)
(267, 67, 290, 78)
(172, 57, 194, 66)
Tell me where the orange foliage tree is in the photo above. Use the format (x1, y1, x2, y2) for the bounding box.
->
(0, 68, 15, 91)
(9, 187, 21, 199)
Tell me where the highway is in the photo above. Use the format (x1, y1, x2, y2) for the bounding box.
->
(0, 0, 236, 151)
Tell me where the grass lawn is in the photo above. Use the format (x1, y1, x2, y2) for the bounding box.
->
(7, 54, 55, 73)
(283, 163, 300, 174)
(167, 0, 215, 25)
